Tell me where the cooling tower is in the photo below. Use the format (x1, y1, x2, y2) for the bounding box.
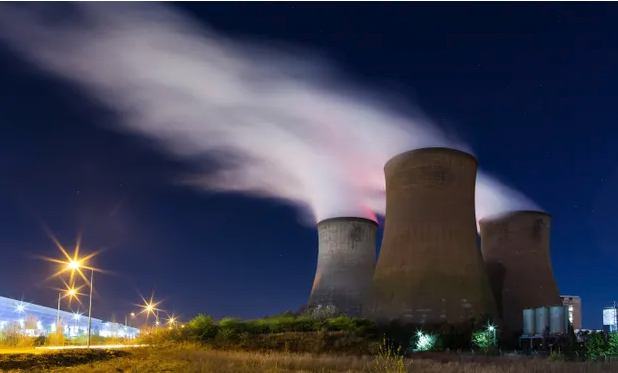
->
(480, 211, 561, 333)
(364, 147, 497, 325)
(308, 217, 378, 317)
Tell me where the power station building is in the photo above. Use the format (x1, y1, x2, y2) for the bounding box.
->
(308, 217, 378, 317)
(480, 211, 561, 333)
(364, 147, 497, 325)
(561, 295, 582, 330)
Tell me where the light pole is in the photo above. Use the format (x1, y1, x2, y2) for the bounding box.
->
(66, 260, 95, 348)
(167, 316, 177, 329)
(487, 325, 496, 347)
(87, 268, 94, 348)
(125, 312, 135, 328)
(56, 288, 77, 346)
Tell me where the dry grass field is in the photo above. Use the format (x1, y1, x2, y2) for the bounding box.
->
(4, 344, 616, 373)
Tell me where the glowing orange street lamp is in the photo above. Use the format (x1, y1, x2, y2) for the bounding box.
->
(55, 286, 81, 346)
(136, 292, 162, 330)
(37, 230, 103, 348)
(65, 260, 96, 348)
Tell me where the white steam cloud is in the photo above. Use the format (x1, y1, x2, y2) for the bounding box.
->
(0, 3, 539, 225)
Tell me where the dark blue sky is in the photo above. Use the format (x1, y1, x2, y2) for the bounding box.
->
(0, 2, 617, 329)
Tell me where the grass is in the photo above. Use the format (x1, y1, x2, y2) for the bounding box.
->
(6, 344, 618, 373)
(0, 348, 129, 371)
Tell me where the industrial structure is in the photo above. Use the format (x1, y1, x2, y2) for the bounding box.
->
(480, 210, 561, 333)
(308, 217, 378, 317)
(520, 305, 571, 351)
(364, 147, 497, 325)
(603, 303, 618, 333)
(561, 295, 582, 330)
(0, 295, 139, 339)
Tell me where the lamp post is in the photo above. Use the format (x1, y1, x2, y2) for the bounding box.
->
(39, 233, 103, 347)
(125, 312, 136, 328)
(87, 268, 94, 348)
(66, 260, 95, 348)
(56, 288, 77, 346)
(487, 325, 496, 347)
(140, 296, 161, 333)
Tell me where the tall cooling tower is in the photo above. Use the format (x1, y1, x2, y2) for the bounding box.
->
(364, 147, 497, 325)
(480, 211, 561, 333)
(308, 217, 378, 317)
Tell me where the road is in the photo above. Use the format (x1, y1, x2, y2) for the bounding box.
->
(0, 344, 147, 354)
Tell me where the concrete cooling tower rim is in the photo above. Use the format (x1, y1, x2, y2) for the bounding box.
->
(479, 210, 552, 224)
(317, 217, 379, 227)
(384, 147, 478, 171)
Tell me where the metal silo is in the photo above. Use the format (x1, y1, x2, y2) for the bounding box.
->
(522, 309, 535, 336)
(549, 305, 568, 335)
(480, 210, 561, 333)
(364, 147, 498, 325)
(535, 306, 549, 336)
(308, 217, 378, 317)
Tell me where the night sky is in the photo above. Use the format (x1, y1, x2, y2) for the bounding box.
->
(0, 3, 617, 329)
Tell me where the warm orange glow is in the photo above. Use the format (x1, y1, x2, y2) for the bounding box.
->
(37, 228, 104, 287)
(55, 280, 86, 306)
(136, 291, 162, 319)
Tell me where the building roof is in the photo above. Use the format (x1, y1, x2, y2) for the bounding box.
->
(0, 295, 103, 323)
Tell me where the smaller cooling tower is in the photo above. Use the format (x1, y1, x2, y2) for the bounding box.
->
(480, 210, 561, 333)
(308, 217, 378, 317)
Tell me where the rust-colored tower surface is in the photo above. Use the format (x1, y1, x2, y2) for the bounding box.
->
(480, 211, 561, 333)
(308, 217, 378, 317)
(364, 147, 497, 325)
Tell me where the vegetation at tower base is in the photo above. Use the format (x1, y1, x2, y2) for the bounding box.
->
(140, 309, 508, 357)
(134, 308, 618, 365)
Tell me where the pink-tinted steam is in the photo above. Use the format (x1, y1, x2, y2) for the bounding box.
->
(0, 2, 540, 227)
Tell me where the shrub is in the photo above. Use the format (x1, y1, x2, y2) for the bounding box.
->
(583, 331, 608, 361)
(371, 337, 407, 373)
(547, 351, 568, 362)
(607, 331, 618, 356)
(218, 318, 246, 340)
(409, 331, 440, 352)
(187, 314, 219, 341)
(324, 316, 358, 332)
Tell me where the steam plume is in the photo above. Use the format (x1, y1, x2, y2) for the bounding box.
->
(0, 3, 539, 224)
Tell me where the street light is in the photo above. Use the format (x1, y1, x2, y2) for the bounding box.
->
(37, 231, 102, 348)
(137, 293, 162, 330)
(56, 286, 80, 346)
(487, 324, 496, 347)
(64, 260, 96, 348)
(125, 312, 136, 328)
